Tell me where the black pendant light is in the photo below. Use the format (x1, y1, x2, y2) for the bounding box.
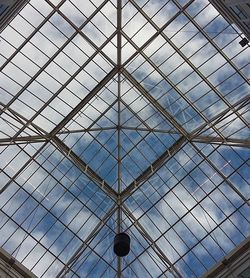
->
(114, 232, 130, 257)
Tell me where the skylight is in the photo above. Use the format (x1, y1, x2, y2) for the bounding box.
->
(0, 0, 249, 277)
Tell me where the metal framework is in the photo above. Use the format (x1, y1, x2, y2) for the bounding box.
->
(0, 0, 249, 277)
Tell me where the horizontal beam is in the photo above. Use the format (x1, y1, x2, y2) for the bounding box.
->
(193, 136, 250, 148)
(190, 96, 250, 138)
(0, 135, 47, 146)
(121, 126, 179, 135)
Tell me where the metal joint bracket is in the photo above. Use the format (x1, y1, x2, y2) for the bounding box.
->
(85, 164, 89, 173)
(67, 148, 72, 157)
(101, 180, 105, 189)
(150, 165, 154, 173)
(117, 196, 121, 206)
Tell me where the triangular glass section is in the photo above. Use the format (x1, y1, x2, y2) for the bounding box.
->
(120, 129, 179, 188)
(120, 101, 148, 128)
(120, 78, 181, 189)
(121, 77, 182, 131)
(58, 91, 119, 189)
(58, 129, 118, 190)
(62, 89, 118, 132)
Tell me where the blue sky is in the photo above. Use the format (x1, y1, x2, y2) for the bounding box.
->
(0, 0, 249, 277)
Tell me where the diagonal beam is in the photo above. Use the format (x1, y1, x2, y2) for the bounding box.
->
(122, 205, 183, 278)
(52, 136, 118, 200)
(128, 0, 248, 129)
(172, 0, 249, 85)
(193, 135, 250, 148)
(121, 136, 186, 199)
(56, 204, 117, 278)
(190, 142, 249, 205)
(50, 68, 118, 137)
(122, 69, 188, 138)
(190, 95, 250, 138)
(122, 0, 195, 67)
(0, 101, 48, 138)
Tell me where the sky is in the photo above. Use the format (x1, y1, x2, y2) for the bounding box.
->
(0, 0, 249, 277)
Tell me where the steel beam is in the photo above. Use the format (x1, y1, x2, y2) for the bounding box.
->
(0, 135, 46, 146)
(121, 126, 179, 135)
(122, 205, 183, 278)
(56, 204, 117, 278)
(50, 68, 118, 137)
(117, 0, 122, 275)
(121, 136, 186, 199)
(190, 95, 250, 138)
(193, 135, 250, 148)
(122, 69, 188, 138)
(127, 0, 248, 130)
(0, 101, 48, 138)
(56, 126, 117, 135)
(52, 136, 118, 200)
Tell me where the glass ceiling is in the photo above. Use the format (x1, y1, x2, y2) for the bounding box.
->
(0, 0, 249, 277)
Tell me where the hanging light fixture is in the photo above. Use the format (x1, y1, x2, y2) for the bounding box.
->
(114, 232, 130, 257)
